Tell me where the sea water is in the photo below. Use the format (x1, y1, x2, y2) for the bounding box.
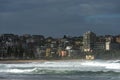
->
(0, 60, 120, 80)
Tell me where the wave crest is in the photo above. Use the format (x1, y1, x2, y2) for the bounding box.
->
(0, 60, 120, 74)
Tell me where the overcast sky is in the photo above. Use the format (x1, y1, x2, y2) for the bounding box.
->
(0, 0, 120, 37)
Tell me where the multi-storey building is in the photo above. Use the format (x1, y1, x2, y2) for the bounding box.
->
(83, 31, 96, 52)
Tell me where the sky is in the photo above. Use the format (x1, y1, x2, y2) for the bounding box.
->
(0, 0, 120, 37)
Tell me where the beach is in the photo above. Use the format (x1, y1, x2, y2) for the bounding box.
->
(0, 59, 84, 64)
(0, 60, 47, 64)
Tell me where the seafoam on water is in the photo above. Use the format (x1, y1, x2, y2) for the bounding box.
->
(0, 60, 120, 74)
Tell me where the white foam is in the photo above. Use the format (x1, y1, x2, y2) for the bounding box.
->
(0, 68, 36, 73)
(0, 60, 120, 74)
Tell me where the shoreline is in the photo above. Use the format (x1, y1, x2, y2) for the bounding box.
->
(0, 59, 84, 64)
(0, 60, 47, 64)
(0, 59, 119, 64)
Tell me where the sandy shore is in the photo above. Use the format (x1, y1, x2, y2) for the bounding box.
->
(0, 59, 83, 64)
(0, 60, 47, 64)
(0, 59, 82, 64)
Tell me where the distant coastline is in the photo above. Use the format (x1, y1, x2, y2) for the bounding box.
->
(0, 31, 120, 60)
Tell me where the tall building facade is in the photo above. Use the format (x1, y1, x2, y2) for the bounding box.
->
(83, 31, 96, 52)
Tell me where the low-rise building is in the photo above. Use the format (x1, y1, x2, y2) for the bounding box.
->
(106, 42, 120, 51)
(94, 42, 105, 50)
(115, 36, 120, 43)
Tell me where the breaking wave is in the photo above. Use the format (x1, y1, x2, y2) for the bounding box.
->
(0, 60, 120, 74)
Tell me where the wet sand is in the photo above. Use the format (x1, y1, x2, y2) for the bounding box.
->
(0, 60, 47, 64)
(0, 59, 83, 64)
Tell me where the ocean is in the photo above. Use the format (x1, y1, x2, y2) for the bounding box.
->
(0, 60, 120, 80)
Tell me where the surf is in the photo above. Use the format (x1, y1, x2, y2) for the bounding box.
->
(0, 60, 120, 74)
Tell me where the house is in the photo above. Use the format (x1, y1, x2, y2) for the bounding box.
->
(94, 42, 105, 50)
(65, 46, 81, 57)
(105, 42, 120, 51)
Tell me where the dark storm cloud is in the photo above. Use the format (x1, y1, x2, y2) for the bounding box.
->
(0, 0, 120, 37)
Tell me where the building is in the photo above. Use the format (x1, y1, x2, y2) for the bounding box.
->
(83, 31, 96, 52)
(115, 36, 120, 43)
(105, 36, 120, 50)
(85, 55, 95, 60)
(105, 42, 120, 50)
(94, 42, 105, 50)
(65, 46, 81, 57)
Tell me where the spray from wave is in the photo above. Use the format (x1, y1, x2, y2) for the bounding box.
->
(0, 60, 120, 74)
